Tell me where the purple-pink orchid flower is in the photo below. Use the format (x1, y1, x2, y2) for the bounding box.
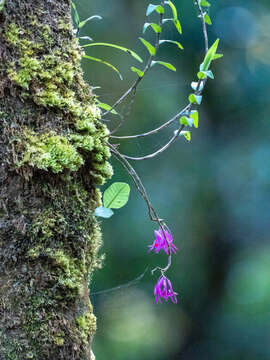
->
(149, 227, 178, 255)
(154, 275, 178, 304)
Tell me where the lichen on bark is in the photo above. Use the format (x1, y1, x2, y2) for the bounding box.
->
(0, 0, 111, 359)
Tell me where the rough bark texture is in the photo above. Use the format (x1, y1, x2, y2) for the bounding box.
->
(0, 0, 112, 359)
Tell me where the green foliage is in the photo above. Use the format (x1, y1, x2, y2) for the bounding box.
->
(95, 183, 131, 219)
(103, 182, 130, 209)
(200, 0, 211, 6)
(180, 116, 193, 127)
(159, 39, 183, 50)
(83, 55, 123, 80)
(180, 131, 191, 142)
(200, 39, 222, 71)
(146, 4, 165, 16)
(143, 23, 162, 34)
(97, 102, 118, 114)
(78, 15, 102, 29)
(83, 42, 143, 63)
(151, 60, 176, 72)
(131, 66, 144, 77)
(204, 13, 212, 25)
(139, 37, 156, 56)
(189, 93, 202, 105)
(190, 110, 199, 128)
(20, 131, 84, 173)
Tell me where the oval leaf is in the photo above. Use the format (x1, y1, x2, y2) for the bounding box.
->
(94, 206, 114, 219)
(139, 37, 156, 56)
(97, 102, 118, 115)
(146, 4, 164, 16)
(143, 22, 162, 34)
(103, 182, 130, 209)
(131, 66, 144, 78)
(188, 93, 202, 105)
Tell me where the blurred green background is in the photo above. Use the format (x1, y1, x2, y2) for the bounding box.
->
(76, 0, 270, 359)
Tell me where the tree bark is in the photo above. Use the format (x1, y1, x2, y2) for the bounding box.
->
(0, 1, 112, 359)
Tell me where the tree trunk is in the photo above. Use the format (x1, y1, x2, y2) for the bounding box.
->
(0, 1, 112, 359)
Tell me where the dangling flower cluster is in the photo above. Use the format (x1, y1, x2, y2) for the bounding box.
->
(149, 227, 178, 255)
(154, 275, 178, 304)
(149, 226, 178, 304)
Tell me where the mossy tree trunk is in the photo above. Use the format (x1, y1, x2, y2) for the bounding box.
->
(0, 1, 112, 359)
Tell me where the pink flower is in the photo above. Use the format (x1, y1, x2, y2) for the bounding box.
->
(154, 275, 178, 304)
(149, 227, 178, 255)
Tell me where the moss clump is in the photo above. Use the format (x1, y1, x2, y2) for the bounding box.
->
(20, 130, 84, 173)
(77, 304, 97, 344)
(48, 248, 86, 294)
(5, 21, 113, 184)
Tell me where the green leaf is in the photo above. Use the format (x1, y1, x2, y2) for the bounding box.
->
(83, 42, 143, 63)
(94, 206, 114, 218)
(197, 71, 207, 80)
(189, 94, 202, 105)
(200, 0, 211, 7)
(191, 81, 204, 91)
(159, 39, 183, 50)
(181, 131, 191, 142)
(146, 4, 165, 16)
(200, 39, 220, 71)
(78, 15, 102, 29)
(103, 183, 130, 209)
(174, 19, 182, 35)
(143, 22, 162, 34)
(180, 116, 193, 127)
(213, 53, 223, 60)
(165, 1, 178, 20)
(197, 70, 214, 79)
(0, 0, 5, 11)
(204, 13, 212, 25)
(205, 70, 214, 79)
(97, 102, 118, 115)
(151, 61, 176, 72)
(131, 66, 144, 78)
(72, 2, 80, 25)
(83, 55, 123, 80)
(139, 37, 156, 56)
(190, 110, 199, 128)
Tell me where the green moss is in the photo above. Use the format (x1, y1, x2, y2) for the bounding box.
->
(5, 23, 20, 45)
(53, 336, 65, 346)
(1, 11, 110, 358)
(5, 21, 113, 184)
(76, 305, 97, 344)
(20, 130, 84, 173)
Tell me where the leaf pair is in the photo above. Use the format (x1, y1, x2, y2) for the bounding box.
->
(95, 183, 130, 219)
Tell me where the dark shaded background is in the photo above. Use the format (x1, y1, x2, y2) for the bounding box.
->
(76, 0, 270, 359)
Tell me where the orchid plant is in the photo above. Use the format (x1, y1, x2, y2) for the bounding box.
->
(73, 0, 222, 304)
